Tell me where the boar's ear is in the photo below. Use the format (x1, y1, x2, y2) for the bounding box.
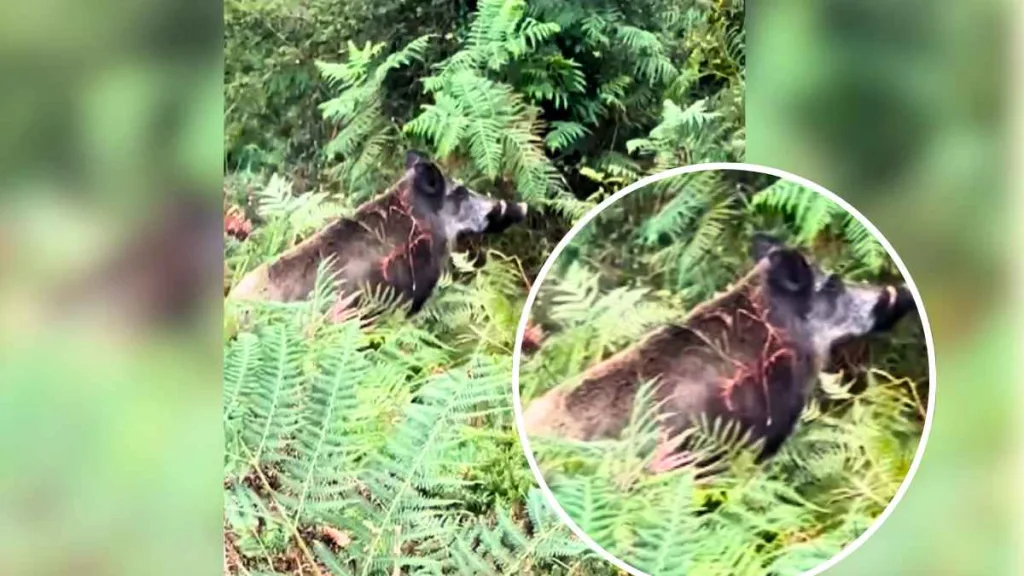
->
(766, 248, 814, 298)
(411, 158, 445, 198)
(405, 150, 429, 169)
(750, 232, 786, 262)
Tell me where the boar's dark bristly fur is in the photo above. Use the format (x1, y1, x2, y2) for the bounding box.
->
(524, 259, 814, 462)
(265, 184, 445, 312)
(228, 152, 527, 317)
(523, 239, 918, 471)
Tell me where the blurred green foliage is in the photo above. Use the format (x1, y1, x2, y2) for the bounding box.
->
(748, 1, 1017, 574)
(0, 1, 223, 575)
(224, 0, 475, 172)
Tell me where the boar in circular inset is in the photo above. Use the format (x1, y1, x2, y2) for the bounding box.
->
(523, 233, 918, 471)
(513, 165, 933, 576)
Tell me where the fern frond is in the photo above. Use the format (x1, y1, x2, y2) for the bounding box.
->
(356, 357, 512, 573)
(548, 472, 622, 552)
(316, 35, 432, 200)
(275, 321, 368, 524)
(842, 216, 890, 274)
(630, 475, 700, 576)
(748, 179, 841, 244)
(544, 121, 590, 153)
(224, 332, 261, 428)
(235, 322, 307, 472)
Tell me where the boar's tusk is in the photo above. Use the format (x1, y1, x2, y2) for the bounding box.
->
(884, 285, 898, 310)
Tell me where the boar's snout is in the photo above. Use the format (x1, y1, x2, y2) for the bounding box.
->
(871, 284, 916, 333)
(485, 200, 528, 234)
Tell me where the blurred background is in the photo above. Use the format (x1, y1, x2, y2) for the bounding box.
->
(0, 0, 224, 574)
(0, 0, 1018, 575)
(749, 0, 1020, 574)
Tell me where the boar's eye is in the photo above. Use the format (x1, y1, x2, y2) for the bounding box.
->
(451, 185, 469, 200)
(820, 274, 843, 294)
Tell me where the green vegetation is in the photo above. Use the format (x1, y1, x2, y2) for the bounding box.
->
(224, 0, 927, 574)
(225, 0, 744, 271)
(223, 167, 928, 575)
(223, 269, 586, 574)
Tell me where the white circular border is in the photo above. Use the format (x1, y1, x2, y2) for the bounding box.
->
(511, 162, 937, 576)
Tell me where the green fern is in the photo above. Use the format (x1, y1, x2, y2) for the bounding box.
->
(224, 172, 352, 282)
(274, 321, 369, 525)
(316, 35, 434, 200)
(223, 250, 598, 575)
(257, 174, 350, 236)
(410, 52, 588, 218)
(449, 489, 592, 574)
(748, 178, 891, 275)
(748, 179, 840, 244)
(842, 216, 891, 275)
(544, 121, 590, 153)
(524, 262, 678, 386)
(417, 250, 529, 354)
(627, 98, 727, 167)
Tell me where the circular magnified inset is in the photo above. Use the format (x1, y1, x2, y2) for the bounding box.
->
(511, 163, 935, 576)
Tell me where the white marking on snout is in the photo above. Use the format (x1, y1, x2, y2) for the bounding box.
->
(884, 285, 897, 310)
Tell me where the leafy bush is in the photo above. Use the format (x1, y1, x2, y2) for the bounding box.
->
(226, 0, 746, 268)
(224, 0, 477, 174)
